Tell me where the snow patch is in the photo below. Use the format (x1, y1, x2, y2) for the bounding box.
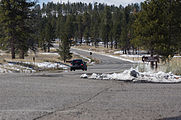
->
(114, 51, 123, 54)
(39, 52, 59, 56)
(0, 61, 68, 73)
(0, 63, 35, 73)
(24, 62, 68, 70)
(134, 71, 181, 83)
(80, 74, 88, 78)
(81, 68, 181, 83)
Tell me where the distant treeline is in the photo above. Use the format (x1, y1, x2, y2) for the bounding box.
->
(0, 0, 180, 61)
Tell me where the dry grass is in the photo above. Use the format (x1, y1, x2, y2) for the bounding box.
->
(0, 48, 91, 66)
(158, 57, 181, 75)
(74, 45, 118, 53)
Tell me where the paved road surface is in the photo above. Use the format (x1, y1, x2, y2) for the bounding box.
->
(0, 48, 181, 120)
(71, 48, 134, 73)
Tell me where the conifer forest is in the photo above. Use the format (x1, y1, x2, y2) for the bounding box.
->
(0, 0, 180, 61)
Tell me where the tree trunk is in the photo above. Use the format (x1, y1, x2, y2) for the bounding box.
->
(150, 50, 154, 69)
(111, 40, 113, 50)
(48, 47, 50, 52)
(43, 44, 46, 52)
(11, 41, 15, 59)
(19, 50, 25, 59)
(115, 40, 117, 49)
(94, 40, 97, 48)
(124, 49, 127, 54)
(104, 42, 106, 48)
(80, 35, 83, 45)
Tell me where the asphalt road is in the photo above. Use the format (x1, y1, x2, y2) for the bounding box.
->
(71, 48, 134, 73)
(0, 48, 181, 120)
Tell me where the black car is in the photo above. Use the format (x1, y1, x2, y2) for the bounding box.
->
(70, 59, 87, 71)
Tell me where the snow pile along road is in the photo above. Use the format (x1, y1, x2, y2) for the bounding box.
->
(34, 62, 68, 69)
(0, 62, 68, 73)
(0, 63, 35, 73)
(81, 68, 181, 83)
(23, 62, 68, 70)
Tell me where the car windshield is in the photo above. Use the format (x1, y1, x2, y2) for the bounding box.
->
(72, 60, 83, 65)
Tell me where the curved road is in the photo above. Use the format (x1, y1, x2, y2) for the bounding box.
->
(71, 48, 134, 73)
(0, 48, 181, 120)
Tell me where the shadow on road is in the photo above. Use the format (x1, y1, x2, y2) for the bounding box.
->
(30, 74, 64, 78)
(158, 116, 181, 120)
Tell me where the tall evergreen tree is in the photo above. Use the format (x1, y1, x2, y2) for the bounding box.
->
(112, 8, 123, 49)
(16, 0, 36, 59)
(65, 15, 74, 40)
(56, 14, 66, 39)
(76, 15, 84, 44)
(133, 0, 181, 61)
(83, 12, 91, 45)
(91, 4, 100, 47)
(119, 6, 132, 54)
(0, 0, 20, 59)
(58, 33, 72, 62)
(101, 6, 112, 48)
(0, 0, 35, 59)
(44, 19, 55, 52)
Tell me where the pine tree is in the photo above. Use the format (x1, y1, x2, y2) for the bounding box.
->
(58, 33, 72, 63)
(65, 15, 74, 40)
(16, 0, 36, 59)
(76, 15, 84, 44)
(44, 20, 55, 52)
(0, 0, 35, 59)
(91, 4, 100, 47)
(112, 8, 123, 49)
(101, 6, 112, 48)
(133, 0, 181, 61)
(83, 12, 91, 45)
(0, 0, 19, 59)
(119, 6, 132, 54)
(56, 14, 66, 39)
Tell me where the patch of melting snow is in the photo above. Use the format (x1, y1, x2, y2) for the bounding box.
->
(81, 68, 181, 83)
(0, 63, 35, 73)
(80, 74, 88, 78)
(0, 62, 68, 73)
(24, 62, 68, 69)
(39, 52, 59, 56)
(135, 71, 181, 83)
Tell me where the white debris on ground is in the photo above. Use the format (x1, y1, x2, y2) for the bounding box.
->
(81, 68, 181, 83)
